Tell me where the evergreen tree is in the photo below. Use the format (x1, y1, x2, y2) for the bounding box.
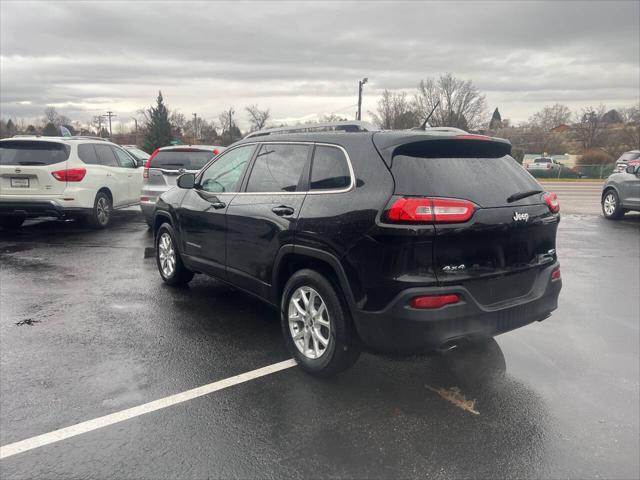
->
(489, 108, 503, 130)
(42, 122, 59, 136)
(143, 91, 173, 152)
(6, 119, 17, 136)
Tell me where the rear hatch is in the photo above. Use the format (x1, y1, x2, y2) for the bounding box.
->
(145, 148, 217, 187)
(377, 135, 559, 306)
(0, 140, 70, 195)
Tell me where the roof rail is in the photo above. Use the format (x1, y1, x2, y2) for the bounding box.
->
(244, 120, 378, 139)
(68, 136, 110, 141)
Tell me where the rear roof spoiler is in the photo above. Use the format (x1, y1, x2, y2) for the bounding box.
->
(372, 131, 512, 167)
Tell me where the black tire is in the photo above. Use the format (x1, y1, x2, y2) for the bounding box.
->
(281, 269, 360, 377)
(0, 216, 25, 229)
(155, 223, 194, 286)
(602, 189, 625, 220)
(87, 191, 112, 228)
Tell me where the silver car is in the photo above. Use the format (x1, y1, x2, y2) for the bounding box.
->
(601, 162, 640, 219)
(140, 145, 224, 225)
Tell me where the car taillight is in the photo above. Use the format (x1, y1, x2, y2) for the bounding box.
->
(387, 197, 475, 223)
(410, 294, 461, 309)
(213, 148, 219, 156)
(544, 192, 560, 213)
(51, 168, 86, 182)
(143, 148, 159, 179)
(546, 164, 551, 169)
(551, 267, 561, 281)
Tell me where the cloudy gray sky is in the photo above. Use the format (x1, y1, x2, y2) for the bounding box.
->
(1, 0, 638, 131)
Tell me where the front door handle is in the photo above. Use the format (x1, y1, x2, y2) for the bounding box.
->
(211, 201, 226, 209)
(271, 205, 295, 216)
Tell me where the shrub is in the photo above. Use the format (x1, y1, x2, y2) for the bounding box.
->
(578, 148, 614, 165)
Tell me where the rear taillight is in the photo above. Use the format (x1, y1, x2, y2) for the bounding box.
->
(544, 192, 560, 213)
(410, 294, 461, 309)
(387, 197, 475, 223)
(546, 164, 551, 169)
(213, 148, 219, 156)
(143, 148, 159, 179)
(551, 267, 561, 281)
(51, 168, 86, 182)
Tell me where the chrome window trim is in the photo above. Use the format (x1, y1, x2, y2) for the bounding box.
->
(230, 141, 355, 196)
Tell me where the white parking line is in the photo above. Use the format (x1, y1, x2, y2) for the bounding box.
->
(0, 359, 297, 460)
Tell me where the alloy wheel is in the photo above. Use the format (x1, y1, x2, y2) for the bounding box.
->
(603, 192, 616, 216)
(96, 197, 110, 225)
(158, 232, 176, 278)
(288, 286, 331, 359)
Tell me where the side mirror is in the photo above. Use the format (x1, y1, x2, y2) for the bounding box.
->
(177, 172, 195, 189)
(136, 159, 146, 168)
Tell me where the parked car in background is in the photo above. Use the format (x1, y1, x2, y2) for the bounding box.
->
(151, 122, 561, 377)
(525, 156, 562, 171)
(140, 145, 224, 225)
(601, 160, 640, 219)
(614, 150, 640, 172)
(0, 136, 143, 228)
(122, 145, 150, 164)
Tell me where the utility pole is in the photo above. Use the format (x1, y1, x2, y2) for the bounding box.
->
(105, 111, 117, 138)
(192, 113, 198, 144)
(357, 77, 368, 121)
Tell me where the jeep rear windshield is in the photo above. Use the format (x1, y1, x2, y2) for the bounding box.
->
(0, 141, 71, 166)
(391, 155, 541, 208)
(151, 150, 214, 170)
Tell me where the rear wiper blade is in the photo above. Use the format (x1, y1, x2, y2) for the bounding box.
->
(507, 189, 543, 203)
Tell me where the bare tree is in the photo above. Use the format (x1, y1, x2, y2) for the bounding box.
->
(169, 112, 186, 139)
(414, 74, 487, 130)
(321, 114, 348, 122)
(43, 106, 58, 125)
(245, 105, 271, 132)
(573, 105, 607, 151)
(218, 107, 241, 145)
(528, 104, 572, 131)
(369, 90, 418, 130)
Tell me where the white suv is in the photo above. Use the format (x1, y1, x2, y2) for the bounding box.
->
(0, 136, 144, 228)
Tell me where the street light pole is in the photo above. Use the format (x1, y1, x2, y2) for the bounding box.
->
(131, 117, 138, 145)
(192, 113, 198, 144)
(357, 77, 368, 121)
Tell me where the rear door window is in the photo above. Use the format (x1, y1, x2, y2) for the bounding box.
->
(0, 141, 70, 165)
(391, 155, 541, 208)
(94, 144, 119, 167)
(78, 144, 99, 164)
(151, 150, 213, 170)
(111, 146, 136, 168)
(310, 145, 351, 191)
(246, 144, 309, 193)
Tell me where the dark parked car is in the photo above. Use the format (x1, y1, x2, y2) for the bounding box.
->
(601, 160, 640, 219)
(152, 122, 562, 377)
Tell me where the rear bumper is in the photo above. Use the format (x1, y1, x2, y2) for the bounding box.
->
(352, 263, 562, 354)
(0, 200, 91, 218)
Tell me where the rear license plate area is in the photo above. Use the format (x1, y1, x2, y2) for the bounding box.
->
(10, 177, 29, 188)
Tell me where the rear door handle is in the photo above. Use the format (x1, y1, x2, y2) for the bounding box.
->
(271, 205, 295, 216)
(211, 201, 226, 209)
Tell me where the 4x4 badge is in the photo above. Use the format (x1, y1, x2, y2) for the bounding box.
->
(513, 212, 529, 222)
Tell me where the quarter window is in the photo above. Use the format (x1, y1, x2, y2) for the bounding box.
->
(94, 144, 119, 167)
(246, 144, 309, 193)
(310, 146, 351, 191)
(199, 145, 254, 193)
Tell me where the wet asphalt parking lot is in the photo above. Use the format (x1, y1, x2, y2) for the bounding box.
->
(1, 183, 639, 479)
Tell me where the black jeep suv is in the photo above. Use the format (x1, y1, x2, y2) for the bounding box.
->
(152, 123, 562, 377)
